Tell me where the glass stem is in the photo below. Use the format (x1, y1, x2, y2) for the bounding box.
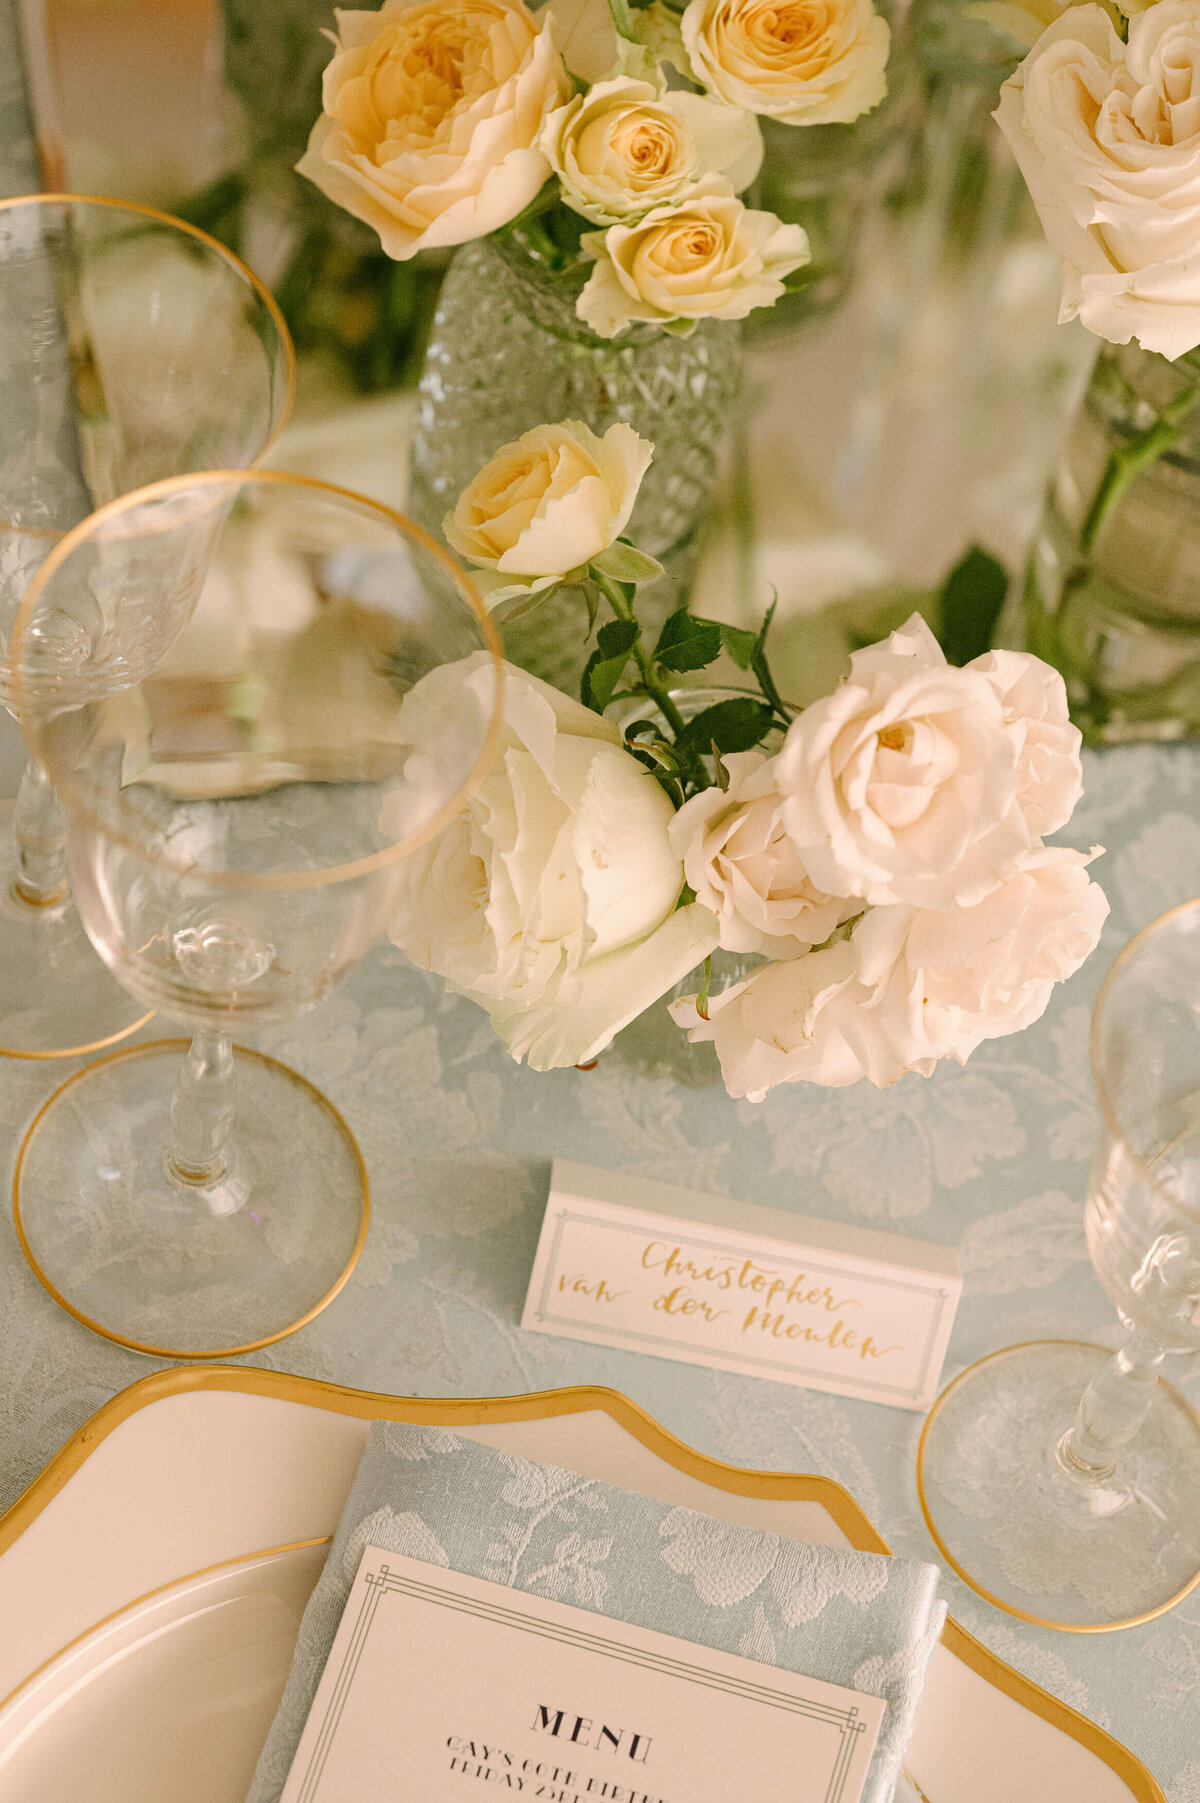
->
(11, 756, 68, 908)
(1057, 1331, 1165, 1487)
(169, 1030, 236, 1186)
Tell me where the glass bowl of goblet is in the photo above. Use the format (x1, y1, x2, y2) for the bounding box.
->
(917, 899, 1200, 1630)
(0, 192, 294, 1058)
(10, 469, 502, 1359)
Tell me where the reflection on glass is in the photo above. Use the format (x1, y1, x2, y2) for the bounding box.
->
(918, 901, 1200, 1630)
(0, 193, 293, 1055)
(11, 470, 502, 1358)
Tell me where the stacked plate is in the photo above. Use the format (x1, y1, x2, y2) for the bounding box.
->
(0, 1368, 1164, 1803)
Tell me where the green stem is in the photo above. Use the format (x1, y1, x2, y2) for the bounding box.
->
(592, 569, 688, 737)
(1080, 381, 1200, 555)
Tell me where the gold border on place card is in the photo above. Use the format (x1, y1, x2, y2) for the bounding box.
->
(0, 1365, 1169, 1803)
(916, 1339, 1200, 1635)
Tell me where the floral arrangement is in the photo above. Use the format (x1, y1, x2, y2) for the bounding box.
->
(294, 0, 894, 337)
(388, 419, 1110, 1097)
(991, 0, 1200, 360)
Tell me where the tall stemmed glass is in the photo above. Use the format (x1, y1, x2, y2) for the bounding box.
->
(11, 470, 502, 1359)
(917, 900, 1200, 1630)
(0, 193, 294, 1057)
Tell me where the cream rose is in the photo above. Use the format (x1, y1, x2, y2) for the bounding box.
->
(387, 655, 720, 1069)
(671, 943, 865, 1098)
(577, 181, 810, 336)
(542, 75, 763, 225)
(442, 419, 653, 604)
(837, 847, 1110, 1086)
(296, 0, 568, 261)
(681, 0, 890, 126)
(667, 750, 854, 955)
(969, 647, 1082, 835)
(672, 846, 1108, 1097)
(995, 2, 1200, 357)
(774, 614, 1068, 911)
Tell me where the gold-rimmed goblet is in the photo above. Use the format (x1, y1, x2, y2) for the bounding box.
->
(10, 469, 502, 1358)
(917, 900, 1200, 1630)
(0, 192, 294, 1057)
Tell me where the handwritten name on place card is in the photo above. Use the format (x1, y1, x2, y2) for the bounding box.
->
(521, 1162, 962, 1411)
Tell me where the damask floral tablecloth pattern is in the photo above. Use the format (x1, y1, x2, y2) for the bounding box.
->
(1, 742, 1199, 1799)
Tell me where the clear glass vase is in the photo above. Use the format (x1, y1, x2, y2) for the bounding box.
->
(407, 233, 742, 687)
(1018, 340, 1200, 743)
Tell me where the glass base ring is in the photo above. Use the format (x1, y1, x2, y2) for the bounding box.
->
(916, 1340, 1200, 1631)
(0, 800, 153, 1059)
(13, 1039, 369, 1359)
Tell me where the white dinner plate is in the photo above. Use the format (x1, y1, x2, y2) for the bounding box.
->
(0, 1367, 1166, 1803)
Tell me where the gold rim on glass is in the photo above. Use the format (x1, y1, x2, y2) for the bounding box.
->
(11, 1039, 370, 1359)
(13, 469, 506, 890)
(915, 1339, 1200, 1633)
(1089, 894, 1200, 1228)
(0, 192, 296, 466)
(0, 1369, 1170, 1803)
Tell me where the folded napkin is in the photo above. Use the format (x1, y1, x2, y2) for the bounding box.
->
(248, 1424, 945, 1803)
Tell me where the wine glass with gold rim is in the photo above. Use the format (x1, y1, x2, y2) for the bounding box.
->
(917, 899, 1200, 1631)
(10, 469, 503, 1359)
(0, 192, 294, 1058)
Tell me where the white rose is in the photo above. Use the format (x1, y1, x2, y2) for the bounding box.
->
(671, 943, 865, 1099)
(774, 613, 1059, 911)
(839, 845, 1110, 1085)
(681, 0, 891, 126)
(387, 654, 720, 1068)
(672, 845, 1108, 1097)
(542, 75, 762, 226)
(968, 647, 1083, 836)
(296, 0, 568, 261)
(577, 181, 810, 337)
(995, 2, 1200, 358)
(442, 420, 653, 605)
(667, 750, 855, 955)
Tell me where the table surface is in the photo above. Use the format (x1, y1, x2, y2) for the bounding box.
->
(0, 734, 1198, 1800)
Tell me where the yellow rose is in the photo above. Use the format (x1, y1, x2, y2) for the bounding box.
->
(443, 419, 654, 598)
(542, 74, 762, 225)
(296, 0, 569, 260)
(577, 181, 810, 337)
(681, 0, 891, 125)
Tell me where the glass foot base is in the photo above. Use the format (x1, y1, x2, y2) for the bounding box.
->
(13, 1039, 369, 1358)
(917, 1340, 1200, 1630)
(0, 802, 152, 1058)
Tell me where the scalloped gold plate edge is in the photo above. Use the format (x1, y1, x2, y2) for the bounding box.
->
(0, 1363, 1167, 1803)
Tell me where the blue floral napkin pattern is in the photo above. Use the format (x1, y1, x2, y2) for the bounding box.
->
(247, 1423, 945, 1803)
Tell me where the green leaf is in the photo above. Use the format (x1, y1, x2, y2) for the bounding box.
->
(675, 698, 774, 757)
(606, 0, 639, 38)
(749, 598, 792, 723)
(716, 621, 758, 671)
(937, 546, 1009, 666)
(652, 608, 722, 674)
(590, 542, 665, 586)
(581, 617, 640, 713)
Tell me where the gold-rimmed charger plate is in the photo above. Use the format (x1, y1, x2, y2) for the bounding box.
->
(0, 1367, 1167, 1803)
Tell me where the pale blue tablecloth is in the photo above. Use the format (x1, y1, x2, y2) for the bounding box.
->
(1, 728, 1198, 1800)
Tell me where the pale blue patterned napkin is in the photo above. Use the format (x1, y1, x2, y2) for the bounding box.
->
(247, 1424, 945, 1803)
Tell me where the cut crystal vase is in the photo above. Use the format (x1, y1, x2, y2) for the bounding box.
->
(407, 233, 742, 690)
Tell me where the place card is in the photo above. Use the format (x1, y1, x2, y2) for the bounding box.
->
(521, 1161, 962, 1411)
(279, 1547, 886, 1803)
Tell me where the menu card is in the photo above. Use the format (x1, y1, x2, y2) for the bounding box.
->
(278, 1548, 886, 1803)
